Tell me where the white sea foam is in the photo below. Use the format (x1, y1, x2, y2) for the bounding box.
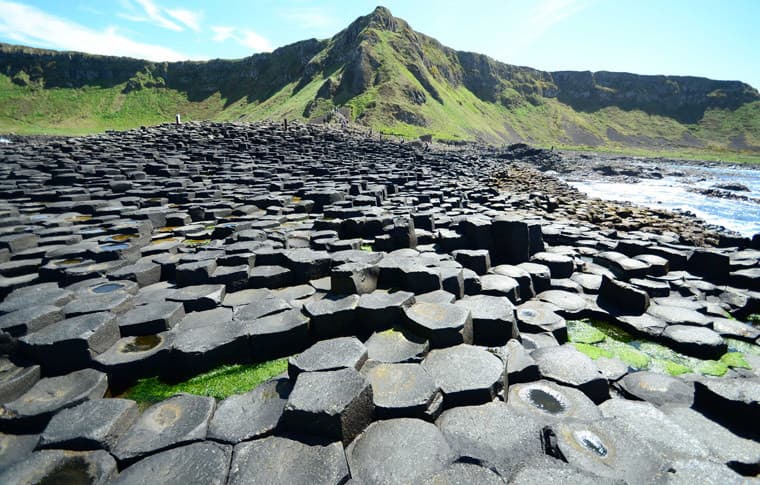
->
(568, 173, 760, 237)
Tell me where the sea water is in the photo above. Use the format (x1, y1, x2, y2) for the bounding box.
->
(568, 164, 760, 236)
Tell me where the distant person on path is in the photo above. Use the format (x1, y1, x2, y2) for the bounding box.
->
(175, 113, 181, 125)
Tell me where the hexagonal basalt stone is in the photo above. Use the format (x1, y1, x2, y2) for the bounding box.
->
(597, 274, 650, 315)
(175, 259, 217, 287)
(331, 262, 379, 295)
(479, 274, 520, 303)
(420, 462, 505, 484)
(288, 337, 367, 379)
(692, 377, 760, 437)
(436, 402, 544, 477)
(246, 308, 311, 361)
(117, 300, 185, 336)
(455, 294, 517, 346)
(421, 344, 504, 407)
(0, 368, 108, 432)
(647, 304, 711, 327)
(0, 449, 117, 485)
(536, 290, 589, 318)
(171, 319, 248, 377)
(358, 289, 416, 335)
(208, 378, 293, 444)
(38, 398, 138, 451)
(663, 458, 747, 485)
(228, 435, 348, 485)
(0, 359, 40, 403)
(304, 294, 360, 340)
(347, 418, 456, 485)
(504, 339, 540, 384)
(404, 301, 473, 348)
(112, 394, 216, 464)
(531, 252, 574, 278)
(365, 363, 442, 420)
(94, 332, 174, 390)
(0, 304, 64, 337)
(113, 441, 232, 485)
(532, 344, 609, 403)
(167, 284, 226, 312)
(283, 248, 332, 284)
(19, 311, 120, 372)
(62, 290, 135, 317)
(235, 296, 291, 321)
(0, 432, 39, 470)
(509, 454, 620, 485)
(599, 399, 710, 460)
(452, 249, 491, 275)
(516, 302, 567, 345)
(365, 328, 429, 363)
(249, 265, 293, 289)
(616, 371, 694, 407)
(506, 380, 602, 424)
(282, 368, 373, 445)
(543, 418, 669, 484)
(661, 325, 727, 359)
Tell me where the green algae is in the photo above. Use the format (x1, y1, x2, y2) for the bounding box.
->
(567, 318, 760, 377)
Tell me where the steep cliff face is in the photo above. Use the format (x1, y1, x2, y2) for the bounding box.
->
(1, 6, 758, 153)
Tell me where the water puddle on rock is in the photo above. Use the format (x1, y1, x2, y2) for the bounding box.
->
(91, 283, 124, 294)
(123, 335, 162, 353)
(573, 430, 609, 458)
(568, 319, 759, 376)
(525, 388, 567, 414)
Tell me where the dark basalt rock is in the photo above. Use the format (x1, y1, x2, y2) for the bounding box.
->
(38, 398, 138, 451)
(347, 418, 456, 484)
(113, 441, 232, 485)
(660, 325, 727, 360)
(542, 417, 668, 484)
(531, 344, 609, 403)
(365, 362, 441, 420)
(364, 328, 429, 363)
(304, 293, 360, 339)
(516, 300, 567, 342)
(0, 432, 39, 470)
(0, 359, 40, 404)
(111, 393, 215, 464)
(117, 301, 185, 336)
(616, 371, 694, 407)
(422, 344, 504, 408)
(597, 274, 650, 315)
(436, 402, 544, 477)
(507, 380, 602, 424)
(208, 378, 293, 444)
(288, 336, 368, 379)
(0, 305, 64, 337)
(246, 308, 311, 361)
(420, 461, 505, 484)
(692, 377, 760, 437)
(404, 301, 473, 348)
(0, 449, 117, 485)
(228, 435, 348, 485)
(0, 368, 108, 432)
(282, 368, 373, 445)
(455, 294, 517, 346)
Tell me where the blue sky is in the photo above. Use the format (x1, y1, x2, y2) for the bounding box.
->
(1, 0, 758, 89)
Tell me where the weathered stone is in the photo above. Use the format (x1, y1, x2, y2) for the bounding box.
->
(531, 344, 609, 403)
(304, 294, 360, 339)
(112, 393, 215, 464)
(364, 328, 428, 363)
(208, 378, 292, 444)
(0, 449, 116, 485)
(365, 362, 441, 419)
(597, 274, 650, 315)
(0, 359, 40, 404)
(228, 435, 348, 485)
(507, 380, 602, 424)
(421, 344, 504, 407)
(661, 325, 727, 359)
(288, 337, 367, 379)
(616, 371, 694, 407)
(455, 294, 517, 346)
(39, 398, 138, 451)
(113, 441, 231, 485)
(347, 418, 456, 484)
(404, 301, 473, 348)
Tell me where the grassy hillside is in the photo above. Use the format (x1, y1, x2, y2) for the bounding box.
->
(1, 6, 759, 161)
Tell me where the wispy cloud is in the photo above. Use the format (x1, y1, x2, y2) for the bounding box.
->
(211, 26, 273, 53)
(282, 7, 339, 31)
(166, 8, 202, 32)
(0, 1, 191, 61)
(119, 0, 202, 32)
(512, 0, 594, 51)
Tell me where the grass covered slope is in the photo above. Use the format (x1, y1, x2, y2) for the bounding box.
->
(1, 6, 759, 158)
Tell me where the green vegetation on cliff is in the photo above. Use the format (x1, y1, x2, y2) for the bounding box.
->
(1, 6, 759, 158)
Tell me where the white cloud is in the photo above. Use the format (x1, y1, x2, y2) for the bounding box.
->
(0, 1, 192, 61)
(282, 7, 338, 30)
(166, 8, 202, 32)
(211, 25, 273, 53)
(511, 0, 594, 51)
(133, 0, 182, 31)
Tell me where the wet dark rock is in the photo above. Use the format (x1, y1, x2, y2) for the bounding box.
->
(304, 294, 360, 339)
(597, 274, 650, 315)
(531, 252, 574, 279)
(692, 377, 760, 437)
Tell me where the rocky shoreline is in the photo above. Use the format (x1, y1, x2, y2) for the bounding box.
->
(0, 121, 758, 483)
